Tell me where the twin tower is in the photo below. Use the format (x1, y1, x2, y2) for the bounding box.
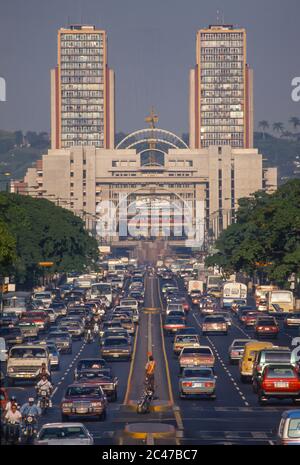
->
(51, 23, 253, 150)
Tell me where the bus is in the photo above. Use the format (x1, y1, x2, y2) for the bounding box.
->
(267, 290, 294, 313)
(90, 282, 113, 306)
(221, 282, 247, 308)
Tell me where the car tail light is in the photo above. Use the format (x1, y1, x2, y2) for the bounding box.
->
(91, 402, 103, 407)
(184, 304, 189, 311)
(256, 365, 262, 372)
(205, 382, 214, 388)
(183, 382, 193, 387)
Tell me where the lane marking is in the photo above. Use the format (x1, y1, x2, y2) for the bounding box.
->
(123, 323, 139, 404)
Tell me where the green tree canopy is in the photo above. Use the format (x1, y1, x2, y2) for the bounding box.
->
(205, 180, 300, 288)
(0, 193, 99, 285)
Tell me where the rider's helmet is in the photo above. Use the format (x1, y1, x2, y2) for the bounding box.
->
(28, 397, 34, 404)
(10, 395, 17, 402)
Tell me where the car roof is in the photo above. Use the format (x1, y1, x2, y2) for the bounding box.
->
(40, 422, 87, 429)
(282, 410, 300, 419)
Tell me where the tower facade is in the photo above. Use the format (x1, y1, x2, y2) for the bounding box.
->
(189, 25, 253, 149)
(51, 25, 115, 150)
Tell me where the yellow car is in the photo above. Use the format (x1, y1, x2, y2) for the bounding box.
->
(173, 334, 200, 355)
(239, 340, 273, 383)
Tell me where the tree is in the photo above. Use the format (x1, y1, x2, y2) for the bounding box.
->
(272, 122, 284, 135)
(14, 130, 23, 147)
(0, 219, 16, 275)
(258, 120, 269, 139)
(205, 180, 300, 288)
(0, 193, 99, 286)
(289, 116, 300, 133)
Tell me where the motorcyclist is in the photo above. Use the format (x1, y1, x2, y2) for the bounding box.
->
(20, 397, 41, 418)
(5, 395, 19, 413)
(36, 374, 53, 408)
(145, 354, 156, 391)
(37, 362, 51, 381)
(4, 403, 22, 443)
(84, 317, 94, 341)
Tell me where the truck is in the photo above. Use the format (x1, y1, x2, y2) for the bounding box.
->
(7, 344, 50, 385)
(267, 290, 295, 313)
(188, 280, 204, 295)
(221, 282, 247, 308)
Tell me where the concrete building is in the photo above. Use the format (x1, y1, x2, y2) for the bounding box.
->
(51, 25, 115, 150)
(189, 25, 253, 149)
(20, 128, 276, 248)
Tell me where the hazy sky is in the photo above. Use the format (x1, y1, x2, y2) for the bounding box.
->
(0, 0, 299, 135)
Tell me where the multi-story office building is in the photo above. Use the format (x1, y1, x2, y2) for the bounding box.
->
(189, 24, 253, 149)
(51, 24, 115, 150)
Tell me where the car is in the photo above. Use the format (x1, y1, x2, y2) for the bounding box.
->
(0, 312, 19, 328)
(190, 291, 202, 306)
(20, 311, 50, 331)
(254, 316, 279, 339)
(61, 383, 107, 421)
(228, 339, 249, 364)
(179, 367, 217, 399)
(35, 422, 94, 445)
(214, 312, 232, 327)
(202, 315, 228, 335)
(239, 341, 273, 383)
(58, 320, 84, 339)
(276, 410, 300, 445)
(200, 305, 215, 316)
(243, 311, 261, 327)
(179, 346, 215, 371)
(0, 387, 8, 412)
(176, 327, 198, 337)
(76, 369, 118, 401)
(113, 316, 135, 335)
(166, 303, 185, 315)
(258, 364, 300, 405)
(173, 334, 201, 355)
(18, 320, 39, 339)
(47, 330, 72, 354)
(163, 316, 186, 335)
(252, 347, 293, 393)
(100, 336, 132, 361)
(284, 313, 300, 328)
(99, 321, 123, 337)
(0, 327, 24, 349)
(74, 358, 107, 380)
(238, 309, 257, 325)
(167, 310, 186, 321)
(47, 343, 60, 370)
(50, 302, 67, 317)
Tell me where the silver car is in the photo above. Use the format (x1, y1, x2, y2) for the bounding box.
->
(179, 367, 217, 399)
(35, 423, 94, 445)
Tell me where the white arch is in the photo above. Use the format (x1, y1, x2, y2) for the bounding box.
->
(116, 128, 188, 150)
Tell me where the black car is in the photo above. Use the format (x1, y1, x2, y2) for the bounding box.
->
(74, 358, 107, 380)
(0, 327, 23, 348)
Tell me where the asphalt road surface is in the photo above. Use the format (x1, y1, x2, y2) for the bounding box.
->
(3, 274, 299, 445)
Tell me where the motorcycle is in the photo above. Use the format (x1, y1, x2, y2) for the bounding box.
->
(5, 421, 21, 445)
(37, 389, 50, 413)
(136, 386, 154, 414)
(22, 415, 37, 444)
(84, 329, 93, 343)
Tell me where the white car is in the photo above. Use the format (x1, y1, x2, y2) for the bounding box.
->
(35, 423, 94, 445)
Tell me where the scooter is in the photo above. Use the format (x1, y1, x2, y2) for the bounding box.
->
(85, 329, 93, 343)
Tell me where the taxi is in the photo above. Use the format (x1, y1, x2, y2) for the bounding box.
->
(239, 341, 273, 383)
(173, 334, 201, 355)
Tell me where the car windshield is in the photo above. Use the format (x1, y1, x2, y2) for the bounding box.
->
(166, 318, 184, 324)
(182, 348, 203, 354)
(39, 426, 87, 440)
(265, 353, 291, 363)
(205, 317, 225, 323)
(257, 319, 276, 325)
(176, 336, 198, 343)
(104, 338, 127, 346)
(10, 347, 47, 358)
(79, 371, 110, 380)
(78, 360, 105, 370)
(184, 369, 212, 378)
(288, 419, 300, 439)
(66, 386, 102, 397)
(267, 367, 296, 378)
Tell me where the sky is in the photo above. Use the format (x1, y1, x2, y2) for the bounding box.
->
(0, 0, 299, 136)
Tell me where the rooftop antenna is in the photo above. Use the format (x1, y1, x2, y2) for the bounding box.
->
(216, 9, 220, 24)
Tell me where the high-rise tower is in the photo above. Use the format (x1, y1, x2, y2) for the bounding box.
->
(189, 25, 253, 149)
(51, 24, 115, 149)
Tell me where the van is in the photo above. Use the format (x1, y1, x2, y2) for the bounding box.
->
(239, 340, 273, 383)
(252, 347, 293, 391)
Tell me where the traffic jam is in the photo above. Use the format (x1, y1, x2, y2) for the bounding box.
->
(0, 256, 300, 445)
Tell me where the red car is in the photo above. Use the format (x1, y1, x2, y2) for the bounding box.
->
(0, 387, 8, 412)
(163, 316, 186, 335)
(243, 311, 261, 327)
(76, 369, 118, 402)
(254, 317, 279, 339)
(258, 364, 300, 404)
(21, 311, 50, 330)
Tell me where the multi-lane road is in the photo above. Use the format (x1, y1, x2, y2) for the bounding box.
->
(5, 273, 299, 445)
